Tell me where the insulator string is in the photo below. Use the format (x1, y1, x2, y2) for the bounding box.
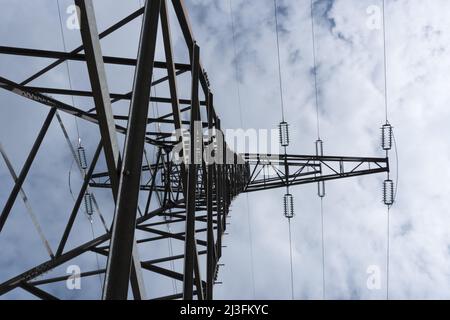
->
(310, 0, 326, 299)
(57, 0, 108, 291)
(381, 0, 392, 300)
(273, 0, 294, 299)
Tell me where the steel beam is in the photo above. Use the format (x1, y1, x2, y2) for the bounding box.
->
(0, 45, 190, 70)
(77, 0, 147, 300)
(0, 108, 56, 232)
(183, 43, 202, 300)
(160, 0, 184, 132)
(55, 141, 102, 257)
(0, 234, 109, 296)
(206, 92, 215, 300)
(102, 0, 162, 300)
(20, 7, 146, 85)
(171, 0, 215, 109)
(20, 283, 58, 300)
(76, 0, 120, 194)
(22, 86, 199, 106)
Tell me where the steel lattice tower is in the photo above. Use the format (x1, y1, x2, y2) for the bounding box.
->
(0, 0, 389, 300)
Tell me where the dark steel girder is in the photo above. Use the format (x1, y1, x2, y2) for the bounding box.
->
(22, 86, 204, 106)
(0, 108, 56, 232)
(0, 76, 160, 146)
(243, 154, 389, 193)
(0, 45, 191, 70)
(102, 0, 162, 300)
(0, 199, 181, 297)
(76, 0, 147, 300)
(183, 43, 202, 300)
(76, 0, 121, 194)
(19, 6, 146, 86)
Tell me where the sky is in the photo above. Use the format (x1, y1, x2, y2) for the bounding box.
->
(1, 0, 450, 300)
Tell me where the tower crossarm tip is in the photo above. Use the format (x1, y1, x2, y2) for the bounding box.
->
(241, 153, 389, 193)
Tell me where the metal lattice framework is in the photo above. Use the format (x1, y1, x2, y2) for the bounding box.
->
(0, 0, 389, 300)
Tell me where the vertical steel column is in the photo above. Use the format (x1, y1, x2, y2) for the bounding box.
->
(222, 133, 228, 232)
(103, 0, 161, 300)
(206, 92, 215, 299)
(160, 0, 183, 133)
(0, 108, 56, 232)
(183, 43, 201, 300)
(171, 0, 210, 96)
(215, 118, 223, 259)
(77, 0, 146, 300)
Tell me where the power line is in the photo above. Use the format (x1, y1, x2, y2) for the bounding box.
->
(320, 197, 325, 299)
(56, 0, 105, 290)
(310, 0, 321, 140)
(245, 195, 256, 298)
(382, 0, 389, 124)
(229, 0, 256, 298)
(273, 0, 286, 122)
(90, 220, 104, 290)
(150, 73, 178, 295)
(310, 0, 326, 300)
(56, 0, 80, 144)
(273, 0, 294, 300)
(382, 0, 389, 300)
(145, 0, 176, 291)
(287, 218, 294, 300)
(229, 0, 244, 129)
(381, 0, 395, 300)
(386, 206, 390, 299)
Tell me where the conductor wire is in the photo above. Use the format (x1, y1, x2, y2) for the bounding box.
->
(273, 0, 286, 122)
(310, 0, 326, 299)
(229, 0, 256, 298)
(310, 0, 321, 139)
(56, 0, 80, 144)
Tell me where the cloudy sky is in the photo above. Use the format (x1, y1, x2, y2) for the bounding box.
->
(1, 0, 450, 300)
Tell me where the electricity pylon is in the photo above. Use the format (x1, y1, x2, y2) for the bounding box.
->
(0, 0, 389, 300)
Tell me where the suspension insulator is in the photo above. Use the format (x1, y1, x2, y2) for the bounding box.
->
(315, 139, 323, 156)
(383, 179, 394, 206)
(279, 122, 290, 147)
(381, 123, 393, 151)
(316, 140, 325, 197)
(77, 145, 88, 170)
(283, 193, 294, 219)
(318, 181, 326, 198)
(84, 192, 94, 216)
